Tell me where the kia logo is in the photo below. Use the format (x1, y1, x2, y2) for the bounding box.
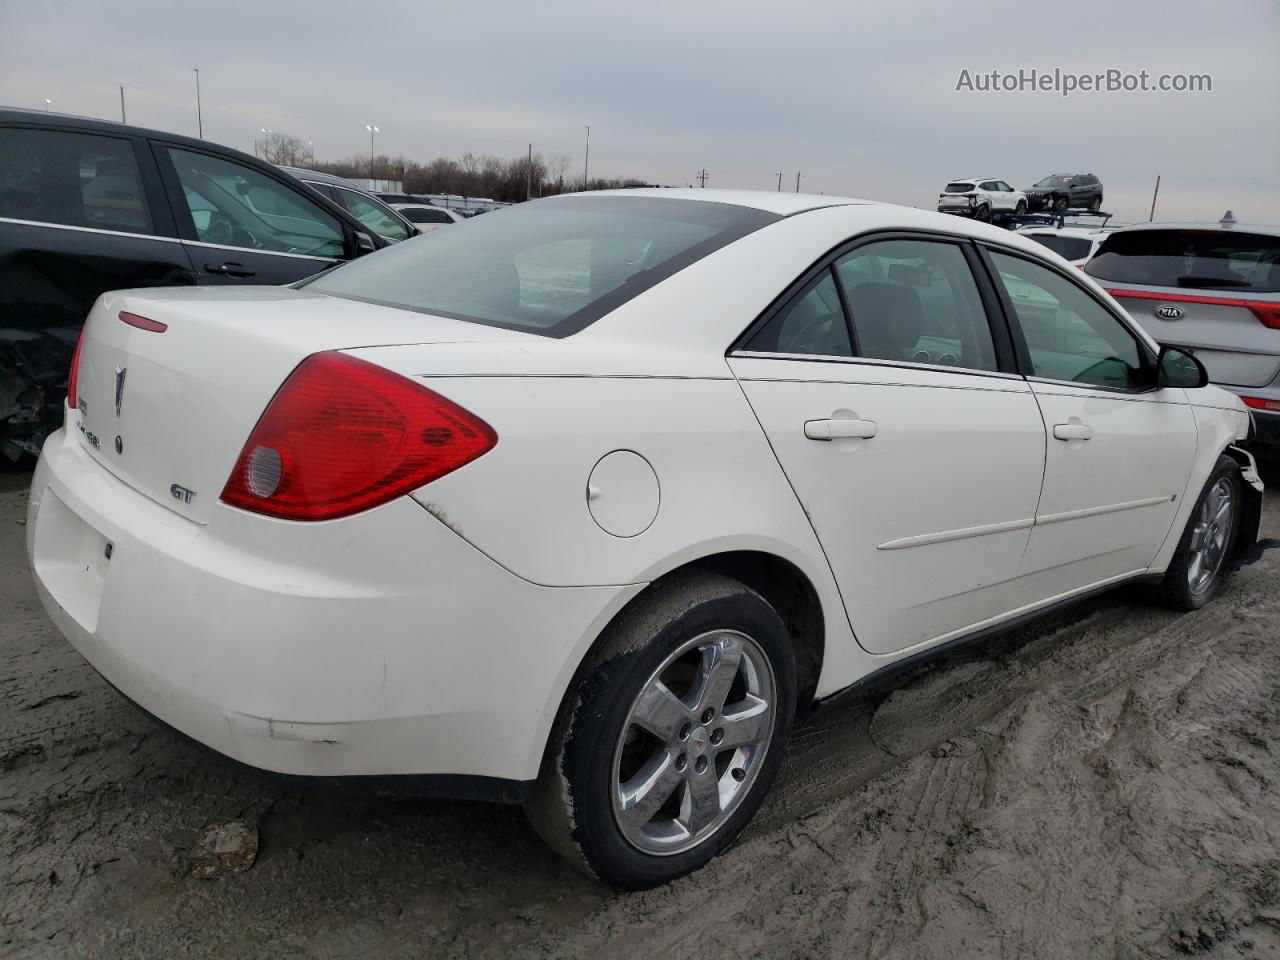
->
(1154, 304, 1185, 321)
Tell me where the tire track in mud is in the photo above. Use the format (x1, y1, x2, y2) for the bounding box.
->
(2, 476, 1278, 960)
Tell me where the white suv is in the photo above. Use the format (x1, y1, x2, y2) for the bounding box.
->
(938, 177, 1027, 222)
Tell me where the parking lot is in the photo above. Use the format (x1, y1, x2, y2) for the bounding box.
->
(3, 463, 1277, 959)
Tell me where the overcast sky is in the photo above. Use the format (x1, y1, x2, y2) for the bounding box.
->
(2, 0, 1276, 223)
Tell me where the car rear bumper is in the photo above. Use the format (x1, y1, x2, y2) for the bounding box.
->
(937, 206, 977, 217)
(27, 428, 638, 782)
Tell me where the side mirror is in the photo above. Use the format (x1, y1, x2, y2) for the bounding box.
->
(1156, 345, 1209, 389)
(353, 233, 377, 257)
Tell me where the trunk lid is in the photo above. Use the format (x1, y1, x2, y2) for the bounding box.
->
(70, 285, 516, 523)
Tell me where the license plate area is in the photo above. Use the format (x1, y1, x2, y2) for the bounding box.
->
(32, 489, 111, 633)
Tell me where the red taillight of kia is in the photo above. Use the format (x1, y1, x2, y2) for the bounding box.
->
(1242, 396, 1280, 413)
(1105, 289, 1280, 330)
(66, 324, 87, 410)
(220, 352, 497, 521)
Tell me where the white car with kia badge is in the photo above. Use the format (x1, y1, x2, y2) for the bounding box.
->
(28, 190, 1263, 889)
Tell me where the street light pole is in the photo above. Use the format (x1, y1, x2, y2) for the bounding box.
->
(583, 125, 590, 190)
(119, 85, 126, 123)
(366, 125, 379, 183)
(193, 68, 202, 138)
(43, 98, 51, 112)
(259, 128, 270, 161)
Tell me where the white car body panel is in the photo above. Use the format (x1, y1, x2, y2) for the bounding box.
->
(26, 190, 1257, 786)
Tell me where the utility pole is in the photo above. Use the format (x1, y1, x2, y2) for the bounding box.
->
(193, 68, 202, 138)
(119, 85, 126, 123)
(365, 124, 379, 183)
(527, 143, 533, 201)
(776, 171, 782, 192)
(583, 125, 590, 190)
(1149, 175, 1161, 222)
(795, 171, 801, 193)
(696, 168, 709, 187)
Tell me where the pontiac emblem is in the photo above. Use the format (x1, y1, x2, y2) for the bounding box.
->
(114, 366, 127, 417)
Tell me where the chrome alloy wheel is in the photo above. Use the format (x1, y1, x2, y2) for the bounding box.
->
(611, 630, 776, 856)
(1188, 476, 1234, 594)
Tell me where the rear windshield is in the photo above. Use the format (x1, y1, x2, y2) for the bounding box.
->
(1025, 234, 1094, 261)
(304, 196, 778, 336)
(1084, 229, 1280, 292)
(944, 182, 975, 193)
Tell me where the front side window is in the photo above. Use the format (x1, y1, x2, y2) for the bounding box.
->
(991, 250, 1146, 390)
(306, 196, 777, 336)
(0, 127, 152, 233)
(166, 148, 344, 257)
(834, 239, 999, 371)
(332, 188, 412, 242)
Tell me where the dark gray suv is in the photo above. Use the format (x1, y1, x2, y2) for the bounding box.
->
(1025, 173, 1103, 212)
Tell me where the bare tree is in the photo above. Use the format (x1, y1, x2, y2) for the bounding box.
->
(259, 132, 309, 167)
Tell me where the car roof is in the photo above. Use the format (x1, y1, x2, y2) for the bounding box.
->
(560, 187, 868, 216)
(1018, 226, 1106, 238)
(0, 105, 243, 154)
(278, 166, 370, 190)
(951, 176, 1004, 182)
(1105, 221, 1280, 236)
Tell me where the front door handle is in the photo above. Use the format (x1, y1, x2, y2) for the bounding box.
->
(1053, 422, 1093, 441)
(204, 262, 256, 278)
(804, 418, 878, 441)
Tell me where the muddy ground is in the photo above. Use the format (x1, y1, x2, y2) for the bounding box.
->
(2, 466, 1278, 960)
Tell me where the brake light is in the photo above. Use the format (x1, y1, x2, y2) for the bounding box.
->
(66, 324, 86, 410)
(1242, 396, 1280, 413)
(220, 352, 497, 521)
(119, 310, 168, 333)
(1105, 289, 1280, 329)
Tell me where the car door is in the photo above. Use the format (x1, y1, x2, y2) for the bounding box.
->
(983, 246, 1198, 594)
(0, 123, 194, 451)
(729, 235, 1048, 654)
(154, 144, 352, 284)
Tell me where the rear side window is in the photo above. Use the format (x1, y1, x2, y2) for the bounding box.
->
(306, 196, 777, 337)
(166, 148, 345, 258)
(0, 127, 153, 233)
(1085, 229, 1280, 293)
(1025, 234, 1093, 261)
(835, 239, 999, 372)
(745, 272, 851, 357)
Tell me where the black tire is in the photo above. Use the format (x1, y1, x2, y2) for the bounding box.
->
(524, 570, 797, 890)
(1159, 455, 1242, 611)
(1015, 200, 1027, 214)
(1089, 195, 1101, 212)
(975, 203, 991, 222)
(1054, 195, 1069, 212)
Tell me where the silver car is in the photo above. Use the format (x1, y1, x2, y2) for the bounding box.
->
(1084, 214, 1280, 453)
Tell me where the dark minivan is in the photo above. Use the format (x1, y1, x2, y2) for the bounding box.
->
(0, 107, 390, 459)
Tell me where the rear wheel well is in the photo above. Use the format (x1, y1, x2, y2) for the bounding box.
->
(684, 552, 825, 716)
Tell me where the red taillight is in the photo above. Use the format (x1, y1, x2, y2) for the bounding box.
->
(66, 324, 86, 410)
(220, 352, 497, 521)
(1105, 289, 1280, 329)
(1242, 396, 1280, 413)
(119, 310, 168, 332)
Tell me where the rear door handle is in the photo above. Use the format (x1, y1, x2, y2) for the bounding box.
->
(804, 418, 878, 441)
(1053, 422, 1093, 441)
(204, 262, 256, 278)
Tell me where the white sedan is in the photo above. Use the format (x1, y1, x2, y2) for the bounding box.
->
(390, 202, 466, 234)
(27, 190, 1263, 889)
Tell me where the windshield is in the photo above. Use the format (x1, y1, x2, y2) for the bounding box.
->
(304, 196, 778, 337)
(1085, 229, 1280, 292)
(1034, 176, 1070, 188)
(1025, 234, 1094, 261)
(943, 182, 975, 193)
